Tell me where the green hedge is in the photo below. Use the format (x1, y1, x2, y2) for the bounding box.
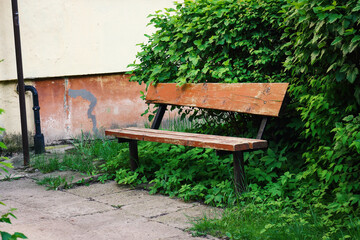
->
(122, 0, 360, 237)
(129, 0, 287, 86)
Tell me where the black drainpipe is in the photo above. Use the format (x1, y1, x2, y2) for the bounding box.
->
(11, 0, 30, 165)
(17, 85, 45, 154)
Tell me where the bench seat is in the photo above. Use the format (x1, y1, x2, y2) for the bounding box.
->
(105, 127, 268, 152)
(105, 83, 288, 192)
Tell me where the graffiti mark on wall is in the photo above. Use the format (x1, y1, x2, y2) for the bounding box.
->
(68, 89, 98, 133)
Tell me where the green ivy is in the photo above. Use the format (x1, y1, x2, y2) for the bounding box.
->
(114, 0, 360, 238)
(129, 0, 287, 86)
(278, 0, 360, 234)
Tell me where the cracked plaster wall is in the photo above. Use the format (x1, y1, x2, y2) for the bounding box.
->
(0, 74, 148, 144)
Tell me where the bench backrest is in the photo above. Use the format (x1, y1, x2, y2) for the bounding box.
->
(146, 83, 288, 117)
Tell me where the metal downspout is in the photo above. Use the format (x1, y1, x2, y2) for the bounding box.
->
(23, 85, 45, 154)
(11, 0, 30, 165)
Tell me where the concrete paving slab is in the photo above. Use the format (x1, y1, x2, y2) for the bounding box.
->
(2, 220, 76, 240)
(0, 156, 220, 240)
(65, 181, 126, 198)
(94, 188, 156, 206)
(94, 188, 196, 218)
(0, 178, 46, 199)
(66, 210, 198, 240)
(153, 204, 222, 230)
(121, 196, 196, 218)
(0, 200, 54, 224)
(43, 197, 114, 219)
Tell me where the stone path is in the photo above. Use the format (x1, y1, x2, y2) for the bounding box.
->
(0, 157, 220, 240)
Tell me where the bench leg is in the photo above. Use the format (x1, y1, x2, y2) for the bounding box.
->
(128, 140, 139, 171)
(233, 151, 247, 193)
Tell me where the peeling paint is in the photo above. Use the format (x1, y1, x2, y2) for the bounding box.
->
(64, 78, 69, 113)
(4, 74, 150, 144)
(63, 78, 71, 135)
(68, 89, 98, 133)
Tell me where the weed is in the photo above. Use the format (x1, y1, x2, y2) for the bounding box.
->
(30, 134, 126, 188)
(0, 174, 21, 182)
(111, 205, 123, 209)
(31, 155, 62, 173)
(61, 154, 97, 176)
(36, 176, 74, 190)
(190, 202, 360, 240)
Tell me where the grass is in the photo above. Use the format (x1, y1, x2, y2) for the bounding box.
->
(31, 134, 123, 175)
(31, 155, 62, 173)
(30, 132, 125, 191)
(190, 207, 308, 239)
(30, 115, 197, 188)
(36, 176, 74, 190)
(0, 174, 21, 182)
(28, 118, 360, 240)
(190, 205, 360, 240)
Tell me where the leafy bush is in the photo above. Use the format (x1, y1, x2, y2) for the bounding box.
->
(130, 0, 287, 86)
(277, 0, 360, 235)
(116, 0, 360, 238)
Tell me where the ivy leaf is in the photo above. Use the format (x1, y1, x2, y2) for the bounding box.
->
(323, 5, 336, 11)
(335, 71, 346, 82)
(311, 50, 320, 64)
(351, 35, 360, 43)
(346, 67, 359, 83)
(327, 62, 338, 72)
(328, 14, 342, 23)
(355, 87, 360, 105)
(331, 36, 342, 45)
(352, 3, 360, 12)
(343, 115, 354, 122)
(193, 40, 202, 47)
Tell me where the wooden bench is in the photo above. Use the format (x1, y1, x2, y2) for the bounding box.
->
(105, 83, 288, 191)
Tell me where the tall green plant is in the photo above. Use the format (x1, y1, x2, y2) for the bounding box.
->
(129, 0, 287, 86)
(281, 0, 360, 224)
(128, 0, 297, 150)
(118, 0, 360, 238)
(282, 0, 360, 141)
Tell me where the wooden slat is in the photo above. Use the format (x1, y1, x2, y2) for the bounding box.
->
(125, 128, 265, 148)
(146, 83, 288, 117)
(105, 127, 267, 151)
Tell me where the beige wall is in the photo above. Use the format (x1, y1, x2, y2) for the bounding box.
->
(0, 0, 176, 81)
(0, 80, 35, 134)
(0, 0, 178, 143)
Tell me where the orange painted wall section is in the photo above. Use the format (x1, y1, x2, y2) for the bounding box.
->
(34, 74, 147, 143)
